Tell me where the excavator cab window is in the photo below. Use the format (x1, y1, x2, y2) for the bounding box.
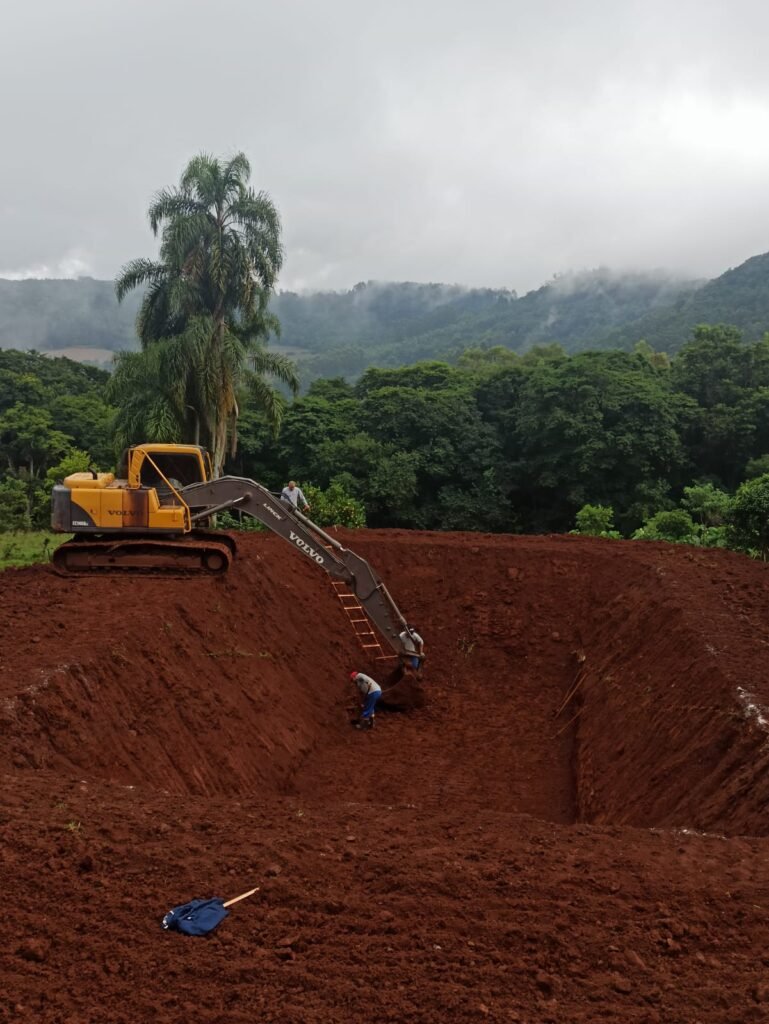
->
(140, 453, 205, 491)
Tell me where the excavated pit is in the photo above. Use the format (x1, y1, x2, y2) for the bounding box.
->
(2, 533, 769, 834)
(6, 531, 769, 1023)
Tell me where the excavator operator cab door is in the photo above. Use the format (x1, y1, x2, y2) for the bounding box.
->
(129, 448, 208, 499)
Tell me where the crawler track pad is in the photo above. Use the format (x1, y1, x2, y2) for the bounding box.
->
(52, 536, 235, 577)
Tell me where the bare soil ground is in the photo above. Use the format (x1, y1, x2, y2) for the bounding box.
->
(3, 531, 769, 1022)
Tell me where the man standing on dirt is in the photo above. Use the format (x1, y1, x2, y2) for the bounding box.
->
(350, 670, 382, 729)
(280, 480, 310, 513)
(399, 624, 424, 672)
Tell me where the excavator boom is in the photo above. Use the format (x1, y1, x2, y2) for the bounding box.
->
(180, 476, 410, 657)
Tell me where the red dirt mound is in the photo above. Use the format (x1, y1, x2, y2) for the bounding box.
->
(4, 530, 769, 1022)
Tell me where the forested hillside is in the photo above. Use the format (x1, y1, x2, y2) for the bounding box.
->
(278, 271, 695, 379)
(1, 253, 768, 381)
(0, 267, 707, 370)
(602, 252, 769, 352)
(0, 278, 141, 358)
(0, 349, 114, 531)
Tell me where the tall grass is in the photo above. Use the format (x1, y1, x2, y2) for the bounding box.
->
(0, 532, 70, 570)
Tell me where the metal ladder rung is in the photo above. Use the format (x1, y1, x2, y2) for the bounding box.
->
(329, 577, 392, 660)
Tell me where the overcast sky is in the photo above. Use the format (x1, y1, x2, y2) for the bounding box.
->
(2, 0, 769, 293)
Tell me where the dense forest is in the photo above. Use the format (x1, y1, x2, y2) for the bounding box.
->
(2, 248, 769, 383)
(4, 153, 769, 558)
(4, 325, 769, 556)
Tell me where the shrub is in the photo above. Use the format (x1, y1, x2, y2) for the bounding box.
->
(727, 474, 769, 559)
(572, 504, 619, 538)
(634, 509, 697, 543)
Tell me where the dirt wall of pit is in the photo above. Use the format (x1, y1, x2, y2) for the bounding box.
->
(329, 532, 769, 835)
(0, 545, 368, 795)
(3, 531, 769, 834)
(573, 543, 769, 835)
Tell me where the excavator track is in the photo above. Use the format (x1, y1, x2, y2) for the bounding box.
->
(52, 534, 236, 577)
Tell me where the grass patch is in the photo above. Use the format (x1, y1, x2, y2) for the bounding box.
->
(0, 531, 70, 570)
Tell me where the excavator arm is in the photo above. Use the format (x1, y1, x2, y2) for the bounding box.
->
(180, 476, 412, 659)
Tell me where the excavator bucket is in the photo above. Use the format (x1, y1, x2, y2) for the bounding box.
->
(379, 663, 427, 711)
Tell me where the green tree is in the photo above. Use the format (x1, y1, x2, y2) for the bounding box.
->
(303, 481, 366, 528)
(671, 325, 769, 407)
(745, 454, 769, 479)
(45, 449, 94, 486)
(671, 329, 769, 488)
(48, 394, 115, 467)
(106, 347, 186, 451)
(634, 509, 697, 543)
(114, 152, 298, 474)
(515, 351, 683, 531)
(0, 477, 31, 530)
(573, 504, 618, 537)
(727, 474, 769, 559)
(680, 483, 731, 526)
(634, 340, 671, 370)
(0, 404, 71, 478)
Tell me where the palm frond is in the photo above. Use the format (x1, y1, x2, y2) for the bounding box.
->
(242, 371, 288, 435)
(180, 153, 220, 205)
(115, 258, 166, 302)
(148, 190, 205, 236)
(249, 348, 299, 393)
(161, 212, 215, 269)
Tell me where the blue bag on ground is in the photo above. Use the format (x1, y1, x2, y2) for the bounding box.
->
(162, 898, 229, 936)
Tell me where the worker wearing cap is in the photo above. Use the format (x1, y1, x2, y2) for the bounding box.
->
(280, 480, 310, 512)
(350, 670, 382, 729)
(399, 624, 424, 671)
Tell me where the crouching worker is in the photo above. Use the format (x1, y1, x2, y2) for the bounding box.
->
(350, 670, 382, 729)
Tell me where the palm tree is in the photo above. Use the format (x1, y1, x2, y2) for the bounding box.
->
(114, 152, 298, 475)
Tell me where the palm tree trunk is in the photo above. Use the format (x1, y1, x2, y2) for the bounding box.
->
(212, 416, 228, 479)
(187, 406, 200, 446)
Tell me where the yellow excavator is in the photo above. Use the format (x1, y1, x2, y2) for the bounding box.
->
(51, 442, 420, 664)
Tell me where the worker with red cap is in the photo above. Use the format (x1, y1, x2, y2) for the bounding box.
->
(349, 670, 382, 729)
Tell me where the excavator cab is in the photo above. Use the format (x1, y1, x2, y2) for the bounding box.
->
(51, 443, 232, 575)
(52, 444, 211, 535)
(127, 445, 210, 499)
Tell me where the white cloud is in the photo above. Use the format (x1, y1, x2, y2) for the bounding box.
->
(2, 0, 769, 291)
(0, 250, 94, 281)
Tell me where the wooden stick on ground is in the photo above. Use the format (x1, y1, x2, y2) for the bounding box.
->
(554, 705, 584, 738)
(555, 667, 587, 717)
(223, 886, 260, 908)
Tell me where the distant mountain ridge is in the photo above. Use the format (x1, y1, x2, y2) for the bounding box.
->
(0, 251, 767, 379)
(599, 252, 769, 352)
